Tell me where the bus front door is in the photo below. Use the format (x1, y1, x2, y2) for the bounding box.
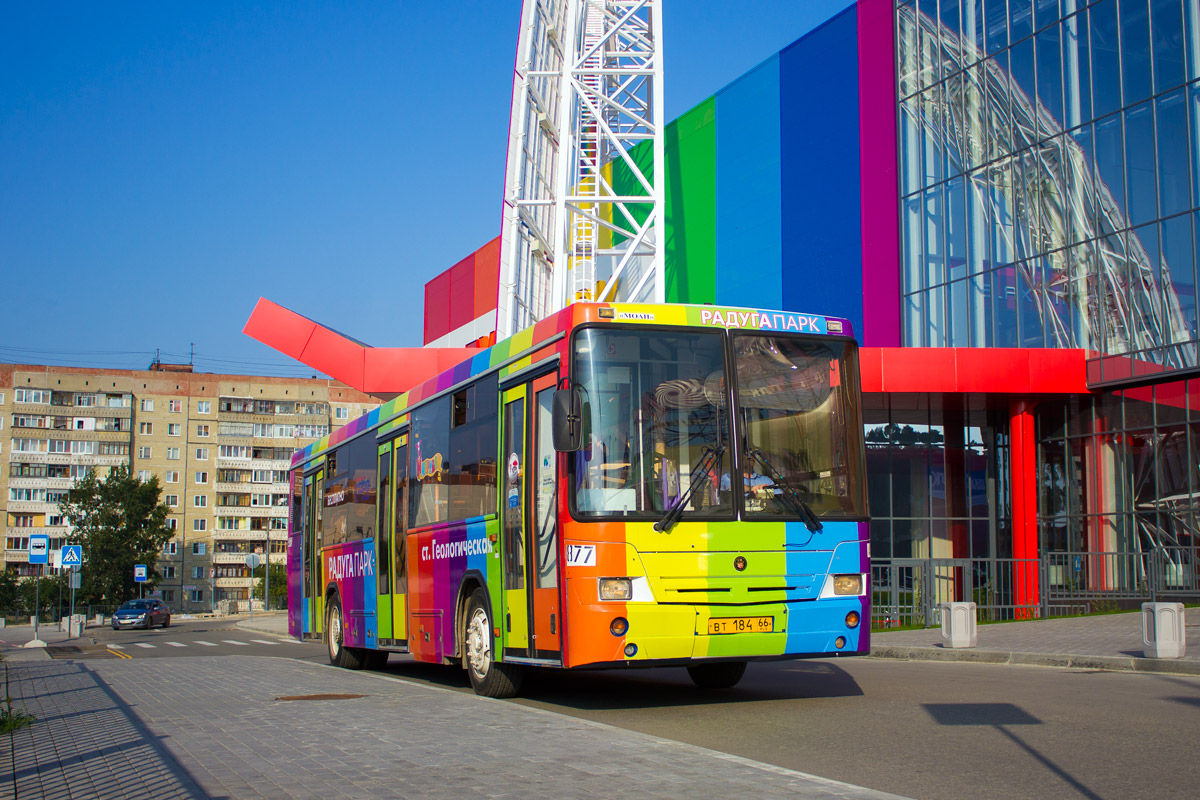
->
(501, 373, 561, 662)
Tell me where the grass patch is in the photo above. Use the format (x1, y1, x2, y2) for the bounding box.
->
(0, 706, 34, 734)
(3, 664, 35, 734)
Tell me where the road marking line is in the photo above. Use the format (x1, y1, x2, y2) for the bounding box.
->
(222, 640, 250, 646)
(133, 643, 155, 649)
(165, 642, 187, 647)
(249, 639, 279, 645)
(194, 641, 218, 646)
(107, 648, 132, 659)
(108, 644, 125, 650)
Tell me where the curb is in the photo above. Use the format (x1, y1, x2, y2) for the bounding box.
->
(868, 645, 1200, 676)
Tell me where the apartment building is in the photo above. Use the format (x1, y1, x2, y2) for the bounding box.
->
(1, 363, 377, 614)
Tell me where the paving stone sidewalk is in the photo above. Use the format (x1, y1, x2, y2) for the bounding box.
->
(871, 610, 1199, 675)
(1, 655, 910, 800)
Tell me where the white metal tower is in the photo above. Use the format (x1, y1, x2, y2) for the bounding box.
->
(496, 0, 664, 340)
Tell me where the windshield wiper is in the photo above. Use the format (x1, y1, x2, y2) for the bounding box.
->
(654, 445, 725, 533)
(747, 449, 823, 533)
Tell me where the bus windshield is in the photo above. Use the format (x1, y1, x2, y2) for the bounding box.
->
(732, 333, 865, 519)
(572, 327, 733, 518)
(571, 326, 866, 521)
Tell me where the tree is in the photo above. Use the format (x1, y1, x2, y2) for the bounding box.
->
(58, 466, 173, 606)
(252, 563, 288, 609)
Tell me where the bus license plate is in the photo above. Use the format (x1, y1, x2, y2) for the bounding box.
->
(708, 616, 773, 635)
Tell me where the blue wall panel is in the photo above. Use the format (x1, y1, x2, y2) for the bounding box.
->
(715, 55, 783, 310)
(779, 7, 864, 337)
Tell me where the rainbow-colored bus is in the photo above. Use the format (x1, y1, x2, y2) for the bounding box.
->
(287, 302, 869, 696)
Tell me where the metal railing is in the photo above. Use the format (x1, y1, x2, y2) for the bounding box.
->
(871, 547, 1198, 628)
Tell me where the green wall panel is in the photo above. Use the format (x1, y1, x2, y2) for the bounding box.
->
(664, 98, 717, 303)
(608, 97, 717, 304)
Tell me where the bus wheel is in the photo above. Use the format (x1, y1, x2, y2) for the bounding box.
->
(687, 661, 747, 689)
(325, 596, 363, 670)
(464, 588, 522, 698)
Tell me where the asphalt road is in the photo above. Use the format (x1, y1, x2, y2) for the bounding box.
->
(372, 655, 1200, 800)
(49, 618, 326, 661)
(41, 628, 1200, 800)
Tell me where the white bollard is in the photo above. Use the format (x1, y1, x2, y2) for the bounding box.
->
(1142, 602, 1186, 658)
(940, 601, 978, 648)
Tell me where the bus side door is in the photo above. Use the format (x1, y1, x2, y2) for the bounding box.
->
(302, 468, 325, 636)
(501, 371, 561, 662)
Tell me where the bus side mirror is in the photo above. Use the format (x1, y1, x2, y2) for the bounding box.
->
(552, 387, 582, 452)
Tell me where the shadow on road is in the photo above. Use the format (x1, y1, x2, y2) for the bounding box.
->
(377, 656, 865, 709)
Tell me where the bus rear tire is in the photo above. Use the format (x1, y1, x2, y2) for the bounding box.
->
(464, 588, 522, 698)
(687, 661, 747, 689)
(325, 596, 363, 670)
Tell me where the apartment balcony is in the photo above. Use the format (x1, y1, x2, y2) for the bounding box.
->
(214, 577, 252, 589)
(4, 526, 68, 539)
(209, 529, 277, 541)
(5, 501, 57, 514)
(214, 505, 286, 518)
(212, 551, 254, 565)
(6, 453, 128, 468)
(215, 481, 253, 494)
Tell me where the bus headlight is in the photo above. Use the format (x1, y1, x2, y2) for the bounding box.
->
(598, 578, 632, 601)
(832, 574, 863, 595)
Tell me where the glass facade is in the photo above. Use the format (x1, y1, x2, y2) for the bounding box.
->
(897, 0, 1200, 377)
(1038, 376, 1199, 586)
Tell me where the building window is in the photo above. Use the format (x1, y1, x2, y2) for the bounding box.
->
(163, 566, 176, 578)
(189, 589, 203, 602)
(165, 470, 180, 483)
(138, 422, 152, 435)
(194, 495, 208, 508)
(191, 566, 204, 579)
(14, 388, 50, 404)
(166, 518, 177, 530)
(197, 400, 211, 414)
(168, 423, 181, 436)
(196, 424, 210, 437)
(161, 590, 174, 602)
(137, 470, 152, 482)
(335, 407, 349, 420)
(195, 448, 209, 461)
(193, 519, 207, 533)
(138, 446, 152, 459)
(164, 494, 179, 507)
(169, 399, 183, 413)
(195, 471, 209, 484)
(193, 542, 206, 555)
(140, 399, 154, 412)
(167, 447, 180, 460)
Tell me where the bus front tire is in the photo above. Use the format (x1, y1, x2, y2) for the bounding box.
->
(687, 661, 747, 689)
(463, 588, 522, 698)
(325, 596, 363, 670)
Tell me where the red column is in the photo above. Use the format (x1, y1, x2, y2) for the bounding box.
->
(1009, 398, 1040, 618)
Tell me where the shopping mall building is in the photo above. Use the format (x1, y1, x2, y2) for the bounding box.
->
(259, 0, 1200, 624)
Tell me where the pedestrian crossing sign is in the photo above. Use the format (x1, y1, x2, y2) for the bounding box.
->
(61, 545, 83, 567)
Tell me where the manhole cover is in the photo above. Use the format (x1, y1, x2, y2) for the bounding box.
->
(274, 693, 366, 702)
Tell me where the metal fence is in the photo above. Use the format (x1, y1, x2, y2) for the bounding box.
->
(871, 547, 1199, 628)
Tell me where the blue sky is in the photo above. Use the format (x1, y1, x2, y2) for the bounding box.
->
(1, 1, 852, 377)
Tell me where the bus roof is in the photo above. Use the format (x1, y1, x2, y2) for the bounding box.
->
(291, 301, 854, 468)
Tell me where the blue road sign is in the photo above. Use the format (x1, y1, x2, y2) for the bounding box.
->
(29, 534, 50, 564)
(134, 564, 148, 582)
(61, 545, 83, 567)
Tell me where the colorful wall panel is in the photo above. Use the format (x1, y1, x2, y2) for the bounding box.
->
(715, 55, 783, 310)
(780, 6, 864, 338)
